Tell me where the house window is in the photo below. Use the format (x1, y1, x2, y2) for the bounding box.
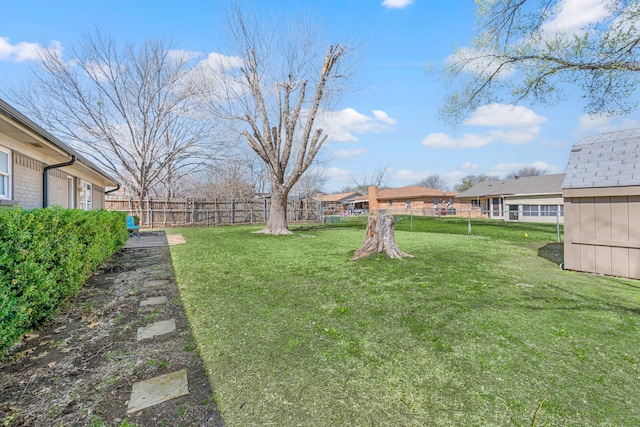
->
(0, 147, 11, 199)
(540, 205, 558, 217)
(522, 205, 539, 216)
(80, 180, 92, 211)
(389, 200, 393, 206)
(405, 200, 411, 209)
(433, 198, 438, 208)
(471, 200, 480, 207)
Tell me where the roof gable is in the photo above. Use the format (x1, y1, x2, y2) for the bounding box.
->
(562, 128, 640, 189)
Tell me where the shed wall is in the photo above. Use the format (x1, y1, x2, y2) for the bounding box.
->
(564, 189, 640, 279)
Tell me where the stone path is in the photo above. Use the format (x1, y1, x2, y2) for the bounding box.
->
(123, 231, 199, 416)
(0, 230, 222, 426)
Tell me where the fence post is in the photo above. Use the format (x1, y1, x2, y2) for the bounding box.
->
(557, 211, 561, 243)
(467, 210, 471, 235)
(263, 198, 268, 223)
(231, 199, 235, 224)
(147, 196, 152, 228)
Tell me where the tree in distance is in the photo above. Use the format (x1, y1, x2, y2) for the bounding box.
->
(505, 166, 546, 180)
(454, 174, 497, 192)
(417, 174, 447, 190)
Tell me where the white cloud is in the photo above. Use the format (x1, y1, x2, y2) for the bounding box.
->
(541, 0, 615, 35)
(576, 114, 640, 134)
(325, 167, 352, 183)
(199, 51, 243, 71)
(381, 0, 414, 9)
(372, 110, 397, 125)
(464, 103, 547, 128)
(0, 37, 62, 62)
(460, 161, 477, 170)
(334, 148, 368, 159)
(392, 169, 429, 181)
(318, 108, 396, 143)
(424, 103, 547, 149)
(422, 132, 493, 149)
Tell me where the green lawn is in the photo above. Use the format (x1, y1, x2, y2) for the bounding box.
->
(169, 223, 640, 426)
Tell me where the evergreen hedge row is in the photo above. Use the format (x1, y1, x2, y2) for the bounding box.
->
(0, 207, 128, 357)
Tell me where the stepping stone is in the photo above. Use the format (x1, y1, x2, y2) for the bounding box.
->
(126, 369, 189, 413)
(136, 319, 176, 341)
(140, 296, 168, 307)
(143, 279, 169, 288)
(166, 234, 187, 245)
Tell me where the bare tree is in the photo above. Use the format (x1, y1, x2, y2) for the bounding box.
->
(505, 166, 545, 180)
(10, 32, 218, 205)
(292, 169, 327, 200)
(417, 174, 447, 190)
(349, 166, 391, 192)
(204, 4, 354, 234)
(441, 0, 640, 124)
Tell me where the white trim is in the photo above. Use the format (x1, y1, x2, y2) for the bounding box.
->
(0, 145, 11, 200)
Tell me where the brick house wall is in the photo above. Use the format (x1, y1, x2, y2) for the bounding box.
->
(12, 152, 44, 209)
(48, 168, 70, 208)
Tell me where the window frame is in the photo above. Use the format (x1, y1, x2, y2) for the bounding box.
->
(0, 146, 11, 200)
(80, 179, 92, 211)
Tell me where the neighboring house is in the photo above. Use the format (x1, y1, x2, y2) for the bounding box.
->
(0, 98, 118, 210)
(457, 174, 565, 223)
(315, 191, 365, 214)
(368, 185, 464, 216)
(562, 128, 640, 280)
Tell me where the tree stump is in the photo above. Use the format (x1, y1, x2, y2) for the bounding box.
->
(351, 214, 414, 261)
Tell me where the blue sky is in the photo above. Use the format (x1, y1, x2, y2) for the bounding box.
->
(1, 0, 639, 192)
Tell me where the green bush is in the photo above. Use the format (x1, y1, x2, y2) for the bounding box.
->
(0, 207, 127, 357)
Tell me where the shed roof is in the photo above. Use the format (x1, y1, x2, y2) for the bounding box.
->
(562, 128, 640, 189)
(457, 174, 564, 199)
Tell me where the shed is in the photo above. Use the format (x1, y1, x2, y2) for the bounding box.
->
(562, 128, 640, 279)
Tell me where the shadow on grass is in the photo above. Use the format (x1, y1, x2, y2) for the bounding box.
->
(537, 243, 564, 265)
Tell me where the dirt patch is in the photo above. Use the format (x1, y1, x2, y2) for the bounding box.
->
(0, 244, 223, 426)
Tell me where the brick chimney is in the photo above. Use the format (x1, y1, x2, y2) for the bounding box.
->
(368, 186, 379, 214)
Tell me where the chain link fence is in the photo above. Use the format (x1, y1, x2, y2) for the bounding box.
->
(323, 209, 564, 243)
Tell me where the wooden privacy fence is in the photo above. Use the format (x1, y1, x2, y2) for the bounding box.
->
(106, 197, 322, 228)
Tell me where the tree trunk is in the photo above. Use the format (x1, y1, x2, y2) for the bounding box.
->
(351, 214, 414, 260)
(256, 187, 292, 235)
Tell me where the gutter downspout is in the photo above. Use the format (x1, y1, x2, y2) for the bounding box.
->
(43, 155, 76, 208)
(104, 184, 120, 195)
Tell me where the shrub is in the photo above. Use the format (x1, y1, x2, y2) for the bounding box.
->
(0, 207, 127, 357)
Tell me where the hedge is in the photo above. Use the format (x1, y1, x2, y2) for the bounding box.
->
(0, 207, 128, 357)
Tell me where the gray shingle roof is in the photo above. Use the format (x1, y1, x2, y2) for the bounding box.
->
(562, 128, 640, 189)
(457, 174, 564, 199)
